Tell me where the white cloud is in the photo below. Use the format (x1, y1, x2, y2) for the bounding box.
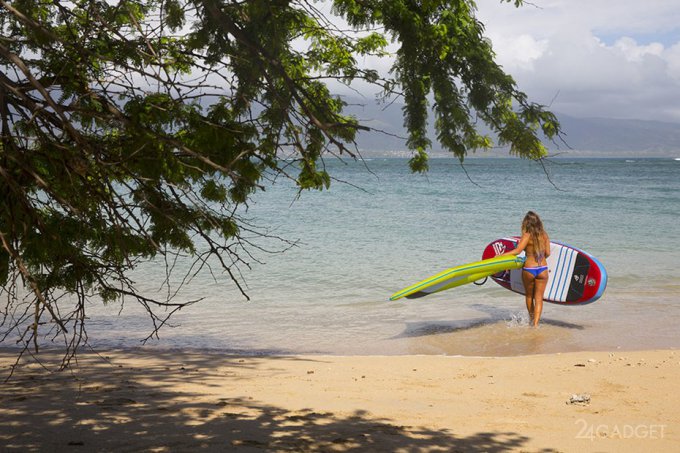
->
(493, 34, 549, 71)
(665, 43, 680, 81)
(476, 0, 680, 122)
(613, 37, 663, 62)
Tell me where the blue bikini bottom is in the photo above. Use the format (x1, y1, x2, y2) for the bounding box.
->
(523, 266, 548, 277)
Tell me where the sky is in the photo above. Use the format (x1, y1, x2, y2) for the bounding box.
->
(327, 0, 680, 124)
(475, 0, 680, 122)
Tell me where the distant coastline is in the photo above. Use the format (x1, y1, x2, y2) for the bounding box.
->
(343, 96, 680, 158)
(352, 149, 680, 159)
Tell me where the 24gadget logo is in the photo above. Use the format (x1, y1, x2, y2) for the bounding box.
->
(575, 419, 666, 440)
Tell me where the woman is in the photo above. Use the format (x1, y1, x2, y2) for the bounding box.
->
(503, 211, 550, 326)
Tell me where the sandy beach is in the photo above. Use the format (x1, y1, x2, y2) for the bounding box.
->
(1, 348, 677, 452)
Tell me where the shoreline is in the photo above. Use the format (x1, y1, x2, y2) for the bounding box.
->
(1, 340, 677, 359)
(2, 348, 678, 451)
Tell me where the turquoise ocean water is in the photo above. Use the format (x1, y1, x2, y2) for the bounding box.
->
(82, 158, 680, 356)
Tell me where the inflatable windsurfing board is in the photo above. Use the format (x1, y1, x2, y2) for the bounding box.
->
(390, 255, 525, 301)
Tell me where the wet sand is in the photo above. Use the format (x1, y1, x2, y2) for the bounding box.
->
(1, 348, 678, 451)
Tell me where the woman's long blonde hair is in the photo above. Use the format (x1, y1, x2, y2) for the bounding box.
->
(521, 211, 546, 259)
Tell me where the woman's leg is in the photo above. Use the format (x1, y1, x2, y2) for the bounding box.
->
(532, 271, 549, 326)
(522, 271, 536, 324)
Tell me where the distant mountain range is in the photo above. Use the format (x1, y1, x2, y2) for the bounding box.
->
(552, 116, 680, 157)
(341, 97, 680, 158)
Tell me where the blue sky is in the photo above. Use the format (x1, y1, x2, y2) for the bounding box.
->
(475, 0, 680, 122)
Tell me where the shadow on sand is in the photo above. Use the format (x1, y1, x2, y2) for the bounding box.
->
(0, 350, 558, 452)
